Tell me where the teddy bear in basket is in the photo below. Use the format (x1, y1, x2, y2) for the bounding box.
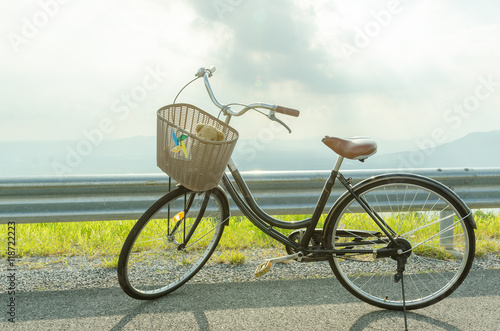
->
(195, 123, 225, 141)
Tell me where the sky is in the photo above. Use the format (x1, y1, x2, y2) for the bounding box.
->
(1, 0, 500, 155)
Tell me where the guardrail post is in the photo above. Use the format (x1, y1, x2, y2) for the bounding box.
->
(439, 210, 454, 249)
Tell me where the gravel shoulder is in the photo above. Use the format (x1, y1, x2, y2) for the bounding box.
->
(11, 249, 500, 292)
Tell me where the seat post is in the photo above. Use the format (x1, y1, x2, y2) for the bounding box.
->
(333, 155, 344, 172)
(300, 155, 344, 246)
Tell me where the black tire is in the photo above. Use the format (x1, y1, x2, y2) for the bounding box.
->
(118, 186, 229, 300)
(325, 174, 475, 310)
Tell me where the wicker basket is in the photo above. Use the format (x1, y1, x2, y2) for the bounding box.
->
(157, 103, 239, 191)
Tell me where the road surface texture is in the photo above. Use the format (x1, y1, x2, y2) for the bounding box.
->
(2, 268, 499, 330)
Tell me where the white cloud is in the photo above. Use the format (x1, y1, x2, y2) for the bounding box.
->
(0, 0, 221, 141)
(0, 0, 499, 148)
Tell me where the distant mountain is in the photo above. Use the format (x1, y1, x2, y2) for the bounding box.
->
(0, 130, 499, 177)
(0, 136, 160, 177)
(232, 130, 500, 171)
(367, 130, 500, 170)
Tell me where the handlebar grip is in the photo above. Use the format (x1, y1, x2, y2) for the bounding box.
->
(276, 105, 300, 117)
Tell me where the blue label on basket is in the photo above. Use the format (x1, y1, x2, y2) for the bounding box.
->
(171, 130, 188, 158)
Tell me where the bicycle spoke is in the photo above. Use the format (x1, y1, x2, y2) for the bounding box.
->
(118, 188, 227, 300)
(328, 177, 474, 310)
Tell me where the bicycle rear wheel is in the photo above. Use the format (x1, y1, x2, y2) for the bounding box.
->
(325, 174, 475, 310)
(118, 186, 229, 300)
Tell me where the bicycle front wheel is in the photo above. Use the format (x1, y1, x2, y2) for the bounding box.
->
(118, 186, 229, 300)
(325, 174, 475, 310)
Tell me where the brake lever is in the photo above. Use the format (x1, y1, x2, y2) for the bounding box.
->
(195, 66, 216, 78)
(268, 111, 292, 133)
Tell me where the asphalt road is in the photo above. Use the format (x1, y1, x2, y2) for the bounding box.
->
(3, 269, 499, 331)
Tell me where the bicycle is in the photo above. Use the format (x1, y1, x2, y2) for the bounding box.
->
(117, 66, 476, 325)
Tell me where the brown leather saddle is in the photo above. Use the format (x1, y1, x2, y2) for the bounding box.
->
(322, 136, 377, 161)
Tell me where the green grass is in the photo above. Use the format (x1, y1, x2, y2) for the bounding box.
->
(218, 216, 294, 249)
(100, 256, 120, 269)
(1, 211, 499, 266)
(214, 249, 246, 265)
(1, 220, 135, 258)
(472, 210, 500, 257)
(413, 245, 455, 260)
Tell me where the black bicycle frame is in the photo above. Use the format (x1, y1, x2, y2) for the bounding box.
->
(221, 161, 399, 255)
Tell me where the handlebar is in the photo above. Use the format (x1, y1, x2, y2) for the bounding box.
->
(275, 105, 300, 117)
(196, 67, 300, 118)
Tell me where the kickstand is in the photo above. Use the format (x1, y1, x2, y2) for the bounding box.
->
(399, 270, 409, 331)
(395, 257, 409, 331)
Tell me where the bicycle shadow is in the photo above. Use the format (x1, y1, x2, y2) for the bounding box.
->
(107, 299, 465, 331)
(106, 291, 215, 331)
(108, 300, 212, 331)
(104, 277, 358, 330)
(8, 269, 498, 330)
(348, 310, 463, 331)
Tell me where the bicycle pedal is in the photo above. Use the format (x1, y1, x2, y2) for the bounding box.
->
(255, 261, 272, 277)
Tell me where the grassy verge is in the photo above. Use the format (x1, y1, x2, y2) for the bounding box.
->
(473, 210, 500, 257)
(1, 211, 499, 267)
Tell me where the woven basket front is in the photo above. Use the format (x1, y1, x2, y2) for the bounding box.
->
(157, 103, 239, 191)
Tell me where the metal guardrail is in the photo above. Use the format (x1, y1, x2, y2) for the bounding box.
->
(1, 168, 499, 224)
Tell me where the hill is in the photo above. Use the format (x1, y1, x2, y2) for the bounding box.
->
(0, 130, 499, 177)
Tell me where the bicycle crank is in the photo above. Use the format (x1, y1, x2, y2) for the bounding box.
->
(285, 229, 328, 262)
